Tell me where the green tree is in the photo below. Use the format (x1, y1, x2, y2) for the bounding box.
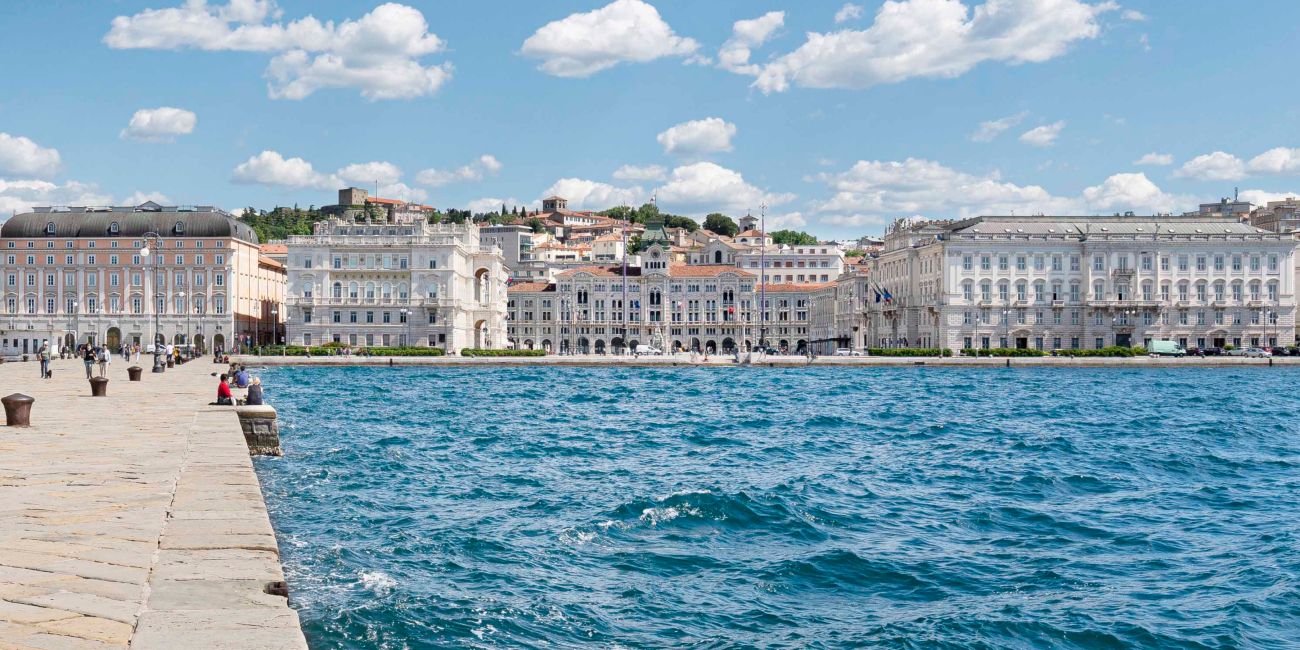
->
(770, 229, 818, 245)
(526, 217, 545, 233)
(702, 213, 738, 236)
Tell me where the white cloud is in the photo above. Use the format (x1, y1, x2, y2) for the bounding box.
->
(717, 11, 784, 75)
(971, 111, 1028, 142)
(0, 133, 62, 178)
(612, 164, 666, 181)
(1080, 172, 1179, 213)
(751, 0, 1116, 93)
(1247, 147, 1300, 175)
(415, 154, 502, 187)
(766, 211, 807, 230)
(1121, 9, 1147, 21)
(541, 178, 644, 209)
(466, 197, 522, 214)
(834, 3, 864, 23)
(376, 182, 428, 203)
(231, 150, 337, 189)
(1019, 121, 1065, 147)
(653, 161, 794, 214)
(520, 0, 698, 77)
(812, 157, 1183, 218)
(120, 107, 197, 142)
(820, 213, 888, 228)
(0, 179, 112, 215)
(1238, 189, 1299, 206)
(1133, 152, 1173, 166)
(122, 190, 173, 205)
(1175, 151, 1246, 181)
(657, 117, 737, 156)
(337, 161, 403, 186)
(105, 2, 451, 100)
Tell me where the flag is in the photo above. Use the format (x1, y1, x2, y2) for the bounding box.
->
(874, 288, 882, 303)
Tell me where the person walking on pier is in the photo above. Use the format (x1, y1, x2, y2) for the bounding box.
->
(82, 345, 96, 379)
(97, 345, 109, 377)
(37, 340, 50, 379)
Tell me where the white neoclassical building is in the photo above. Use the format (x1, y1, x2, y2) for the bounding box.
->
(284, 216, 507, 351)
(863, 215, 1298, 352)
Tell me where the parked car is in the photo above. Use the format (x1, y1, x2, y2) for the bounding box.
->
(833, 348, 864, 357)
(1245, 347, 1271, 358)
(635, 345, 664, 355)
(1202, 347, 1224, 356)
(1225, 347, 1246, 356)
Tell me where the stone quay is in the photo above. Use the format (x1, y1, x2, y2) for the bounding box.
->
(0, 358, 306, 649)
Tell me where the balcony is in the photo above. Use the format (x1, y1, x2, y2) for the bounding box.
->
(1112, 268, 1135, 279)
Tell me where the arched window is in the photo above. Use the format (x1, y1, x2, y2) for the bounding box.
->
(173, 221, 185, 234)
(365, 282, 376, 299)
(332, 282, 342, 299)
(45, 222, 55, 235)
(714, 250, 723, 264)
(397, 283, 409, 299)
(348, 282, 359, 299)
(109, 222, 120, 234)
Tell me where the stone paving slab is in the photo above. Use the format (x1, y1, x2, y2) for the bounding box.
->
(0, 359, 307, 649)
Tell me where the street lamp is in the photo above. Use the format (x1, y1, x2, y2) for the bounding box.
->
(271, 306, 279, 350)
(400, 307, 409, 347)
(178, 291, 187, 356)
(140, 232, 164, 373)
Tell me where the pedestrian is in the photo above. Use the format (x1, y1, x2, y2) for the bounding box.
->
(245, 377, 264, 406)
(214, 374, 233, 406)
(82, 345, 96, 379)
(37, 340, 50, 379)
(97, 345, 109, 377)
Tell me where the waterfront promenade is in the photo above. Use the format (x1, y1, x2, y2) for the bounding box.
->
(232, 352, 1300, 368)
(0, 359, 306, 649)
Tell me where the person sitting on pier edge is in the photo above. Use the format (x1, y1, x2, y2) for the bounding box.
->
(214, 374, 234, 406)
(234, 365, 250, 388)
(245, 377, 264, 406)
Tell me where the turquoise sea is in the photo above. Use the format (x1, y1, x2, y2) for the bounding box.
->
(253, 366, 1300, 649)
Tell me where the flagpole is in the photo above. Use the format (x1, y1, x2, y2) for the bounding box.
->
(621, 212, 629, 354)
(759, 203, 767, 354)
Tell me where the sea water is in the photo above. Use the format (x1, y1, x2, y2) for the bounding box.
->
(252, 366, 1300, 648)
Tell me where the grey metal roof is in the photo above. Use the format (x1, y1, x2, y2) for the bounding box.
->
(948, 216, 1274, 236)
(1, 208, 257, 243)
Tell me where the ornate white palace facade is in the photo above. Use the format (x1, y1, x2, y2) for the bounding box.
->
(864, 215, 1298, 352)
(507, 244, 822, 354)
(284, 216, 508, 351)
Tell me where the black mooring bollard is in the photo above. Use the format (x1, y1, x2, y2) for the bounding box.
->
(3, 393, 34, 426)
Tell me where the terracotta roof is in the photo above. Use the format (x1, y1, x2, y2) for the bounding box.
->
(259, 243, 287, 254)
(844, 256, 864, 266)
(258, 255, 285, 270)
(508, 282, 554, 292)
(593, 234, 623, 242)
(737, 229, 766, 237)
(557, 266, 637, 278)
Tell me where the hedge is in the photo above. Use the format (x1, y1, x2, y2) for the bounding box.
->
(460, 348, 546, 357)
(1054, 346, 1148, 357)
(275, 345, 445, 357)
(866, 348, 952, 357)
(961, 347, 1048, 357)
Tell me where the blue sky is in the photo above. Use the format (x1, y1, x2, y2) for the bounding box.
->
(1, 0, 1298, 238)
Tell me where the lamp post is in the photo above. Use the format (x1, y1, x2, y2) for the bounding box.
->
(178, 291, 187, 356)
(140, 232, 164, 373)
(271, 306, 279, 350)
(400, 307, 409, 347)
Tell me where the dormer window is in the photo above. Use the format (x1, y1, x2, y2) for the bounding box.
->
(174, 221, 185, 234)
(109, 222, 120, 235)
(45, 222, 55, 235)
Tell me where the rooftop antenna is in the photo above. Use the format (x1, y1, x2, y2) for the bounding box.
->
(1234, 187, 1239, 202)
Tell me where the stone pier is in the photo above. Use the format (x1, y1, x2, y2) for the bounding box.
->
(0, 358, 307, 649)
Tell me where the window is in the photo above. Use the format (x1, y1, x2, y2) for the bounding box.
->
(1016, 256, 1026, 271)
(1093, 255, 1104, 271)
(962, 255, 972, 271)
(1052, 256, 1062, 271)
(998, 255, 1008, 271)
(1214, 255, 1224, 271)
(980, 255, 991, 271)
(1141, 255, 1152, 271)
(1268, 255, 1278, 272)
(1178, 255, 1189, 271)
(1232, 255, 1242, 271)
(1196, 256, 1206, 272)
(1070, 256, 1080, 272)
(45, 222, 55, 235)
